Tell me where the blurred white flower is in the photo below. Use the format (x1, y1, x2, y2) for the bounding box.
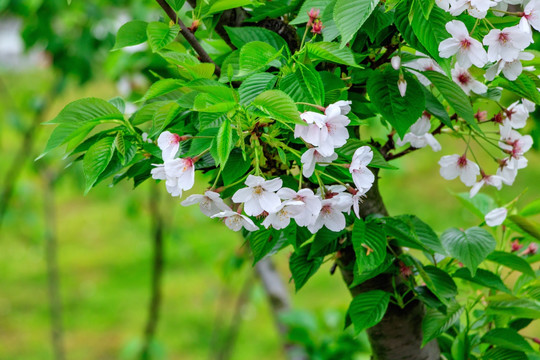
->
(157, 131, 181, 160)
(483, 25, 531, 62)
(300, 148, 338, 178)
(451, 65, 487, 95)
(396, 114, 441, 151)
(181, 191, 230, 217)
(349, 146, 375, 193)
(212, 210, 259, 232)
(485, 207, 507, 227)
(277, 188, 322, 227)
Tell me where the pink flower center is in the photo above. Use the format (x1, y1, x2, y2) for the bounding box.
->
(457, 155, 468, 168)
(457, 72, 470, 85)
(321, 204, 332, 214)
(172, 133, 181, 144)
(460, 38, 471, 50)
(498, 32, 509, 44)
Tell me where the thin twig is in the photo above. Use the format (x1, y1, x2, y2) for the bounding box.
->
(0, 79, 63, 232)
(216, 274, 255, 360)
(155, 0, 221, 76)
(43, 170, 66, 360)
(140, 184, 165, 359)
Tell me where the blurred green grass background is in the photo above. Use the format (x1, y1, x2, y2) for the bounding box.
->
(1, 69, 539, 360)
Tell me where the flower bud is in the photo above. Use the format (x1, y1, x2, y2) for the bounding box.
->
(397, 76, 407, 97)
(311, 19, 324, 34)
(391, 55, 401, 70)
(307, 8, 320, 26)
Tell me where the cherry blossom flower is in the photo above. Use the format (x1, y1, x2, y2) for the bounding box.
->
(522, 0, 540, 32)
(181, 191, 231, 217)
(301, 148, 338, 178)
(261, 200, 304, 230)
(352, 191, 365, 219)
(439, 20, 487, 68)
(504, 101, 530, 129)
(485, 207, 507, 227)
(439, 154, 480, 186)
(294, 102, 350, 156)
(483, 25, 532, 62)
(396, 114, 441, 151)
(522, 243, 538, 256)
(469, 174, 503, 198)
(349, 146, 375, 194)
(307, 196, 351, 233)
(391, 56, 401, 70)
(484, 52, 534, 81)
(496, 159, 519, 186)
(499, 123, 533, 170)
(451, 65, 487, 95)
(157, 131, 181, 160)
(232, 175, 282, 216)
(436, 0, 450, 11)
(163, 157, 196, 196)
(212, 210, 259, 232)
(523, 99, 536, 113)
(320, 185, 354, 214)
(449, 0, 498, 18)
(333, 100, 352, 115)
(405, 54, 445, 86)
(277, 188, 322, 226)
(511, 239, 523, 252)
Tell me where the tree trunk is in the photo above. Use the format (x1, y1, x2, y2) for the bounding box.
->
(337, 169, 440, 360)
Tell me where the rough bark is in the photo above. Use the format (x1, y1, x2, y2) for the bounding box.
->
(337, 169, 440, 360)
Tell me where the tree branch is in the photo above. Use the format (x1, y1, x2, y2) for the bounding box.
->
(140, 184, 165, 359)
(43, 170, 66, 360)
(255, 258, 307, 360)
(155, 0, 221, 76)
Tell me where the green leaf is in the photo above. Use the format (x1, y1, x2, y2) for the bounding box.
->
(351, 218, 386, 272)
(224, 26, 289, 54)
(454, 192, 496, 218)
(112, 21, 148, 50)
(306, 42, 358, 67)
(114, 132, 126, 159)
(422, 87, 453, 128)
(440, 227, 496, 276)
(422, 302, 463, 346)
(394, 1, 428, 54)
(520, 198, 540, 217)
(321, 0, 340, 42)
(495, 72, 540, 105)
(348, 290, 390, 333)
(165, 0, 185, 11)
(507, 215, 540, 241)
(482, 328, 534, 353)
(215, 117, 233, 166)
(367, 68, 425, 137)
(409, 2, 452, 65)
(289, 244, 323, 291)
(334, 0, 378, 47)
(222, 149, 251, 185)
(290, 0, 332, 24)
(206, 0, 254, 15)
(83, 137, 116, 194)
(252, 90, 302, 125)
(423, 265, 458, 299)
(239, 41, 281, 76)
(280, 63, 325, 108)
(423, 71, 477, 131)
(248, 228, 290, 264)
(486, 295, 540, 319)
(487, 251, 535, 278)
(147, 22, 180, 52)
(47, 97, 123, 125)
(137, 79, 185, 103)
(483, 347, 528, 360)
(239, 73, 277, 105)
(453, 268, 510, 294)
(150, 102, 183, 137)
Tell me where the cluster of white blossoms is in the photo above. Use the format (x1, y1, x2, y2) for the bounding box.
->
(439, 97, 535, 197)
(150, 101, 377, 233)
